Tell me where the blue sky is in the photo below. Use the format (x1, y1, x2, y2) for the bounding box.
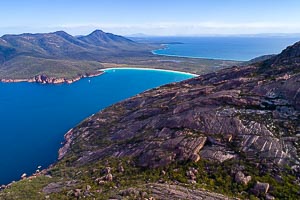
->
(1, 0, 300, 36)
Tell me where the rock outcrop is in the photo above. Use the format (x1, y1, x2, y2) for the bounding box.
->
(252, 181, 270, 196)
(59, 63, 300, 170)
(235, 171, 252, 185)
(119, 183, 232, 200)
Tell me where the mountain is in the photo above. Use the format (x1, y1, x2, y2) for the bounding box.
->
(242, 54, 275, 65)
(78, 30, 138, 48)
(265, 41, 300, 67)
(1, 41, 299, 199)
(0, 30, 146, 60)
(0, 30, 238, 83)
(0, 30, 154, 83)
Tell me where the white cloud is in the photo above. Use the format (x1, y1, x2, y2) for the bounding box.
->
(1, 22, 300, 36)
(53, 21, 300, 36)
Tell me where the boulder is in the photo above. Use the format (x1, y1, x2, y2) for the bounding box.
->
(21, 173, 27, 179)
(74, 189, 81, 198)
(266, 194, 275, 200)
(253, 181, 270, 196)
(234, 171, 252, 185)
(86, 185, 91, 191)
(118, 164, 125, 173)
(105, 173, 113, 182)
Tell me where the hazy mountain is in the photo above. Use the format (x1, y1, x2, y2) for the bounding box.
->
(0, 30, 149, 61)
(0, 30, 155, 82)
(78, 30, 139, 48)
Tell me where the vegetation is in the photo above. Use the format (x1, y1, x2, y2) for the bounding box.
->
(0, 30, 240, 81)
(0, 56, 104, 79)
(1, 157, 299, 199)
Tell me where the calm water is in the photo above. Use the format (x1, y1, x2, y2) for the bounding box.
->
(0, 69, 195, 184)
(152, 37, 300, 61)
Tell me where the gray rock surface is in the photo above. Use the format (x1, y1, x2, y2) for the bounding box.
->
(235, 171, 252, 185)
(59, 63, 300, 171)
(253, 181, 270, 196)
(120, 183, 233, 200)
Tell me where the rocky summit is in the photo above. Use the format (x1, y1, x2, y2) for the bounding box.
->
(1, 42, 300, 199)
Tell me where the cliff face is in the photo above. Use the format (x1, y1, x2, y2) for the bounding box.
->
(1, 42, 300, 199)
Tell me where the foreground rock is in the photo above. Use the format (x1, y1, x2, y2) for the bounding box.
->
(120, 183, 232, 200)
(252, 181, 270, 196)
(235, 171, 252, 185)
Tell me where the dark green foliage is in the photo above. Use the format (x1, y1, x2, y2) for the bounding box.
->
(1, 157, 299, 199)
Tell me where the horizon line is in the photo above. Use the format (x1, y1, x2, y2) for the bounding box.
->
(1, 29, 300, 38)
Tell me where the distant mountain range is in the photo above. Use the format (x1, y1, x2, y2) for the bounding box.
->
(0, 30, 240, 84)
(0, 30, 156, 82)
(0, 30, 150, 62)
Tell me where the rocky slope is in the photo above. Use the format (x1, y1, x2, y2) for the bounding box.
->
(1, 42, 300, 199)
(58, 41, 300, 170)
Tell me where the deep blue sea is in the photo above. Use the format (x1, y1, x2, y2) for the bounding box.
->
(151, 37, 300, 61)
(0, 69, 194, 184)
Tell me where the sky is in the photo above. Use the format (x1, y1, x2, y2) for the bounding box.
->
(1, 0, 300, 36)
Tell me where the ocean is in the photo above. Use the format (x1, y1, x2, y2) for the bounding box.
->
(150, 36, 300, 61)
(0, 69, 194, 184)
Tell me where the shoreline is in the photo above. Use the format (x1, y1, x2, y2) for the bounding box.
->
(0, 67, 197, 186)
(0, 67, 198, 85)
(152, 50, 244, 62)
(152, 46, 244, 62)
(101, 67, 199, 77)
(0, 71, 105, 85)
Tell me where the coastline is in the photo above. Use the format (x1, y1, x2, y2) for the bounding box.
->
(101, 67, 199, 77)
(0, 71, 105, 85)
(0, 67, 197, 187)
(0, 67, 198, 85)
(152, 45, 243, 62)
(152, 50, 243, 62)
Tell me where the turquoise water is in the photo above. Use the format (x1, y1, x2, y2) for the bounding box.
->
(152, 37, 300, 61)
(0, 69, 195, 184)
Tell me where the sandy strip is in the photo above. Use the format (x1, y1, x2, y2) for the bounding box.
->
(100, 67, 199, 77)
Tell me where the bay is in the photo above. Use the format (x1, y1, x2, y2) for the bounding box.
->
(0, 68, 195, 184)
